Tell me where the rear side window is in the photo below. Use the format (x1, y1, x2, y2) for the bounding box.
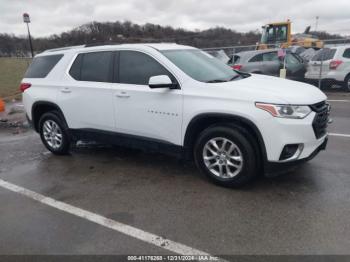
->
(249, 54, 263, 62)
(69, 52, 113, 82)
(343, 48, 350, 58)
(118, 51, 174, 85)
(24, 54, 63, 78)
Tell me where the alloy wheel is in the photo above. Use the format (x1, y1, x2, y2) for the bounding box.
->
(202, 137, 243, 178)
(42, 120, 63, 150)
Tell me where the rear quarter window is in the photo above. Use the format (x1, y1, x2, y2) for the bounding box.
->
(311, 48, 336, 61)
(232, 55, 240, 64)
(24, 54, 63, 78)
(228, 55, 240, 65)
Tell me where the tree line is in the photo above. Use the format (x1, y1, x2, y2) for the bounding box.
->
(0, 21, 344, 57)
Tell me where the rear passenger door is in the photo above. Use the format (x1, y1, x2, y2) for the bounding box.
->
(58, 51, 115, 131)
(261, 52, 281, 76)
(111, 50, 183, 145)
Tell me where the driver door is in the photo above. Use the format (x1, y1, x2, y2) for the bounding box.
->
(111, 50, 183, 145)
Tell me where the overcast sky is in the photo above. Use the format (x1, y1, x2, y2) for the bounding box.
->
(0, 0, 349, 37)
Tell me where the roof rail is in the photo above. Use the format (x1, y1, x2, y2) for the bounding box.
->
(84, 42, 121, 47)
(43, 45, 85, 53)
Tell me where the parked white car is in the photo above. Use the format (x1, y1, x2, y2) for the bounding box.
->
(21, 43, 329, 187)
(305, 45, 350, 91)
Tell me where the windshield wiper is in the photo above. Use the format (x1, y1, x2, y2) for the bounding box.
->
(229, 75, 241, 81)
(206, 79, 227, 83)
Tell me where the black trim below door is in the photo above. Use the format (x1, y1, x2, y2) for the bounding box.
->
(69, 128, 184, 158)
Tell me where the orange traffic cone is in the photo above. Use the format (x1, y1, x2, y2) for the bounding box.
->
(0, 98, 5, 113)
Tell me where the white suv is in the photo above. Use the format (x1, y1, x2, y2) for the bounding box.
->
(21, 43, 330, 187)
(305, 45, 350, 91)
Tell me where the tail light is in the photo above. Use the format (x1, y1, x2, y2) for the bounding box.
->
(329, 60, 343, 70)
(20, 83, 31, 92)
(232, 64, 242, 70)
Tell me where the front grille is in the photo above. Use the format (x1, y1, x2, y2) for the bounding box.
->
(310, 101, 329, 139)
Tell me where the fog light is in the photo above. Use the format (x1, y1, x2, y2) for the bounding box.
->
(279, 144, 303, 161)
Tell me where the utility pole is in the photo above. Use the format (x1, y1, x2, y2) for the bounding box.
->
(23, 13, 34, 57)
(315, 16, 319, 32)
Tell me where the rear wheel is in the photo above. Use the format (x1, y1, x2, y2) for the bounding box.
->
(194, 125, 258, 187)
(343, 75, 350, 92)
(39, 111, 71, 155)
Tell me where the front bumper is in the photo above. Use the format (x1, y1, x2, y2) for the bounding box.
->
(265, 136, 328, 175)
(305, 70, 345, 83)
(256, 101, 330, 163)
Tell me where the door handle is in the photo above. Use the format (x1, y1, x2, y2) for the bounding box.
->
(60, 87, 71, 93)
(116, 91, 130, 98)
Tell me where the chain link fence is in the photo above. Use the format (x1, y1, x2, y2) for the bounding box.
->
(203, 38, 350, 92)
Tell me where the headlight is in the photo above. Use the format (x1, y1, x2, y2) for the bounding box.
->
(255, 103, 312, 119)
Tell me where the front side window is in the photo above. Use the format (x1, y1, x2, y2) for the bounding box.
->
(25, 54, 63, 78)
(262, 52, 279, 62)
(118, 51, 174, 85)
(162, 49, 239, 83)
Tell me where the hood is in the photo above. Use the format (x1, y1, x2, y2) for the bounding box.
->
(205, 74, 327, 105)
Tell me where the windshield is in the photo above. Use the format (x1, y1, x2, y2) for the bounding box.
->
(161, 49, 239, 83)
(261, 25, 288, 44)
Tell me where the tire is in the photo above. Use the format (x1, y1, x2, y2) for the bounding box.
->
(194, 125, 258, 187)
(38, 111, 71, 155)
(343, 75, 350, 92)
(320, 81, 331, 90)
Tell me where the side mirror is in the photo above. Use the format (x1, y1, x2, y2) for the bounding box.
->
(148, 75, 178, 89)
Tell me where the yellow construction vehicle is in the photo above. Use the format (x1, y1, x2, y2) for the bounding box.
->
(257, 20, 324, 50)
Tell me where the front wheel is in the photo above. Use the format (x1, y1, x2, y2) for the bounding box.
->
(39, 112, 71, 155)
(194, 125, 258, 187)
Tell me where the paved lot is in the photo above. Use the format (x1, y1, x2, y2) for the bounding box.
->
(0, 91, 349, 258)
